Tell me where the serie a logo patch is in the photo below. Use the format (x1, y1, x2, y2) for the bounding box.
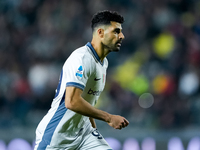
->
(76, 66, 83, 78)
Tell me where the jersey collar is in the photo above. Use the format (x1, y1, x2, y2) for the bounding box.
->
(86, 42, 104, 66)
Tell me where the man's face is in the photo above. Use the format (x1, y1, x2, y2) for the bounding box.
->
(102, 21, 125, 52)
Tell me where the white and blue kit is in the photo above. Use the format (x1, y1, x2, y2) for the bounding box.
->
(34, 42, 112, 150)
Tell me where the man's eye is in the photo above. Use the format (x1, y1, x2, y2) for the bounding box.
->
(114, 30, 120, 34)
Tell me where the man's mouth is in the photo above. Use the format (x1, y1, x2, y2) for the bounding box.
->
(117, 43, 121, 46)
(117, 41, 122, 47)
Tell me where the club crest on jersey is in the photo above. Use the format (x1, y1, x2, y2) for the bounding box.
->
(76, 66, 83, 78)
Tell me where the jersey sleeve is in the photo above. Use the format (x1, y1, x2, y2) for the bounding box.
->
(63, 51, 92, 91)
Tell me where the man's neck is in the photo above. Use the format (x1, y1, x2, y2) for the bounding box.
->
(91, 40, 110, 62)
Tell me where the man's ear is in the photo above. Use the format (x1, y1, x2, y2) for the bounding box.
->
(97, 28, 104, 38)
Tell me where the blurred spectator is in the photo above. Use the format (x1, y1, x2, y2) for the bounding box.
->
(0, 0, 200, 130)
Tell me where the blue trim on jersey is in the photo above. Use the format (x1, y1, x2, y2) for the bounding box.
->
(54, 69, 63, 98)
(66, 82, 85, 91)
(37, 94, 67, 150)
(86, 42, 104, 66)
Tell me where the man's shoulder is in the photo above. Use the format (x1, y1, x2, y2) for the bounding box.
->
(66, 45, 92, 65)
(71, 45, 90, 58)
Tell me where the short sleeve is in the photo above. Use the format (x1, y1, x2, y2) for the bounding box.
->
(63, 50, 92, 91)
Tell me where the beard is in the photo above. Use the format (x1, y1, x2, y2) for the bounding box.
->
(102, 40, 122, 52)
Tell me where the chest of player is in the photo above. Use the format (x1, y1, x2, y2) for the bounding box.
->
(84, 64, 106, 97)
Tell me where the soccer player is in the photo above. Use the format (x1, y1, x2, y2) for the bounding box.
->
(34, 10, 129, 150)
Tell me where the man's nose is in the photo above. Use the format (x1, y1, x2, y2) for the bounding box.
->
(120, 32, 125, 40)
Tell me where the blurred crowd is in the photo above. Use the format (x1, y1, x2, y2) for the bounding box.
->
(0, 0, 200, 130)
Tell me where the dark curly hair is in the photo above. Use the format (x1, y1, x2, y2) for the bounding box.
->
(91, 10, 124, 32)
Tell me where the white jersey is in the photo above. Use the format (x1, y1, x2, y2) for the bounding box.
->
(35, 42, 108, 150)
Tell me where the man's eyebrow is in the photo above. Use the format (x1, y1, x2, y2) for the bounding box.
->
(115, 28, 121, 30)
(115, 26, 122, 29)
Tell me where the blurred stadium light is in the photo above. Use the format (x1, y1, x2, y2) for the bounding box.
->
(187, 136, 200, 150)
(0, 140, 6, 150)
(122, 138, 140, 150)
(167, 137, 184, 150)
(141, 137, 156, 150)
(7, 138, 32, 150)
(105, 137, 122, 150)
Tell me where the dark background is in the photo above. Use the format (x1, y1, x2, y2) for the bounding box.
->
(0, 0, 200, 150)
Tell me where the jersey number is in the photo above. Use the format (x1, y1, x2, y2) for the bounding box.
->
(92, 130, 103, 139)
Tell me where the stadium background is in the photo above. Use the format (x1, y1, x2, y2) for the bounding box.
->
(0, 0, 200, 150)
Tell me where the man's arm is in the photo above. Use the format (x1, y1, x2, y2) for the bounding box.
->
(89, 117, 96, 128)
(65, 86, 129, 129)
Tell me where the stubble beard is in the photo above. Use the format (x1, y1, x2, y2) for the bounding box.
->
(105, 43, 121, 52)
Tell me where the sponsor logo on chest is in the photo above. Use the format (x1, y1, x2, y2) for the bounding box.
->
(87, 88, 102, 96)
